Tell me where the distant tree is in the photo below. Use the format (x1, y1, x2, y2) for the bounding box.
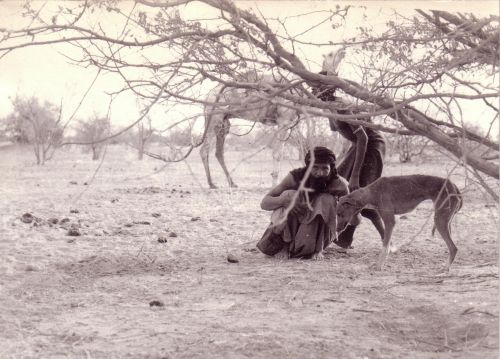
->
(0, 119, 8, 142)
(395, 135, 430, 163)
(164, 126, 193, 147)
(2, 113, 30, 144)
(75, 116, 110, 160)
(4, 96, 64, 164)
(385, 124, 430, 163)
(129, 117, 155, 160)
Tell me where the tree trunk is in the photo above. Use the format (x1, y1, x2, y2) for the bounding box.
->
(138, 139, 144, 160)
(33, 142, 41, 165)
(92, 146, 99, 160)
(41, 147, 47, 165)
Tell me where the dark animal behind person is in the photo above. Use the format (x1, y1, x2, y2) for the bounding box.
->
(313, 56, 387, 250)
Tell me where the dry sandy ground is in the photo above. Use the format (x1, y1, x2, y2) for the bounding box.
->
(1, 145, 498, 359)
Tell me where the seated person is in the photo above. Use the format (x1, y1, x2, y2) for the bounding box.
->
(257, 146, 349, 259)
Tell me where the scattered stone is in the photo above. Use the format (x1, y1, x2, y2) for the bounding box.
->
(143, 186, 161, 194)
(67, 238, 77, 243)
(168, 232, 178, 238)
(70, 209, 79, 214)
(243, 248, 257, 253)
(227, 254, 239, 263)
(149, 300, 165, 307)
(133, 220, 151, 225)
(67, 225, 81, 236)
(111, 198, 119, 203)
(152, 213, 161, 218)
(25, 264, 38, 272)
(400, 215, 408, 220)
(157, 236, 168, 244)
(124, 223, 133, 228)
(191, 216, 201, 222)
(21, 213, 34, 224)
(113, 228, 133, 236)
(83, 182, 88, 186)
(209, 218, 218, 222)
(485, 203, 496, 208)
(48, 218, 59, 225)
(60, 218, 70, 224)
(69, 181, 78, 185)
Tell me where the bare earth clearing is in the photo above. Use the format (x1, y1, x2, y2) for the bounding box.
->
(1, 145, 498, 359)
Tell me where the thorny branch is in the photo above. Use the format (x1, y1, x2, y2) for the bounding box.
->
(0, 0, 498, 189)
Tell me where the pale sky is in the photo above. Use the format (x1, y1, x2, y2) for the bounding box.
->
(0, 1, 498, 133)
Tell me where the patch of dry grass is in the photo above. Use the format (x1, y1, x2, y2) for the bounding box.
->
(0, 145, 498, 358)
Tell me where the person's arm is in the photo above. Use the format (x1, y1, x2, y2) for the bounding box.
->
(349, 125, 368, 191)
(260, 174, 297, 211)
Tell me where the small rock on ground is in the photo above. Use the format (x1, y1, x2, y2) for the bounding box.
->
(149, 300, 165, 307)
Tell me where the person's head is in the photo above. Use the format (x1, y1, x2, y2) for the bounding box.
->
(304, 147, 338, 192)
(305, 146, 336, 176)
(311, 161, 331, 178)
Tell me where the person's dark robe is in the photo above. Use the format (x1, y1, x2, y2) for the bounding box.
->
(257, 170, 348, 258)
